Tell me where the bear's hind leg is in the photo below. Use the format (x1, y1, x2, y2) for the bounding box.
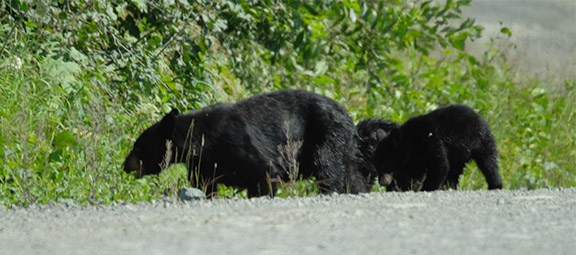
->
(473, 151, 502, 189)
(472, 136, 502, 189)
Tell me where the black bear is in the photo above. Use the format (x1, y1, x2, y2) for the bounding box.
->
(373, 104, 503, 191)
(123, 89, 367, 197)
(355, 118, 399, 189)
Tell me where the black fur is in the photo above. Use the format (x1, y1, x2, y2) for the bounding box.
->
(124, 89, 367, 197)
(356, 118, 399, 189)
(374, 105, 503, 191)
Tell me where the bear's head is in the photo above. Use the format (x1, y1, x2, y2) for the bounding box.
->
(123, 109, 179, 178)
(374, 116, 437, 191)
(356, 119, 398, 160)
(373, 126, 403, 190)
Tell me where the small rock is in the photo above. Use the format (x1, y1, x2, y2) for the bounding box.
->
(179, 187, 207, 201)
(46, 201, 59, 208)
(124, 204, 135, 211)
(163, 196, 177, 204)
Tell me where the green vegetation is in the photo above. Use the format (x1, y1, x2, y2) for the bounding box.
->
(1, 0, 574, 206)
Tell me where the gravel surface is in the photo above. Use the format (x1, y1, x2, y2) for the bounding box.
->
(1, 188, 576, 255)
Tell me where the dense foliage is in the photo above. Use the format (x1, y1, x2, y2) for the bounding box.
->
(1, 0, 574, 206)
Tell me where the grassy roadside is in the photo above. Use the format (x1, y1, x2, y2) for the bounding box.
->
(1, 47, 574, 205)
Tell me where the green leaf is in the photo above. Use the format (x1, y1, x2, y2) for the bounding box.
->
(69, 47, 88, 63)
(314, 60, 328, 76)
(58, 11, 67, 20)
(49, 149, 65, 163)
(132, 0, 148, 13)
(54, 131, 76, 147)
(531, 87, 547, 99)
(500, 27, 512, 37)
(41, 58, 82, 94)
(106, 5, 117, 21)
(18, 2, 29, 12)
(312, 75, 335, 86)
(349, 8, 357, 23)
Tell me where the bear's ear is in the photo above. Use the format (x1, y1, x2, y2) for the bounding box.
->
(389, 126, 401, 146)
(159, 109, 179, 137)
(375, 129, 387, 141)
(169, 108, 179, 116)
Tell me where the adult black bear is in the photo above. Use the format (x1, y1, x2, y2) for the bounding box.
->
(373, 104, 503, 191)
(123, 89, 367, 197)
(356, 118, 399, 189)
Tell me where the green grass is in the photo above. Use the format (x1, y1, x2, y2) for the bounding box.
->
(0, 55, 159, 205)
(1, 0, 575, 206)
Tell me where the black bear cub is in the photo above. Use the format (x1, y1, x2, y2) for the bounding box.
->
(374, 104, 503, 191)
(356, 119, 399, 189)
(123, 89, 367, 197)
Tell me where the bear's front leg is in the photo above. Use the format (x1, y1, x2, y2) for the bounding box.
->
(421, 147, 450, 191)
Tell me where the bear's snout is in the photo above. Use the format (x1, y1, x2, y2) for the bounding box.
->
(123, 152, 143, 178)
(380, 173, 394, 186)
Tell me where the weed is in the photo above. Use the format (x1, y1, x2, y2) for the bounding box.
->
(275, 122, 303, 194)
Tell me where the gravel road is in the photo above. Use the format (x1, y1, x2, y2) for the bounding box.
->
(1, 188, 576, 255)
